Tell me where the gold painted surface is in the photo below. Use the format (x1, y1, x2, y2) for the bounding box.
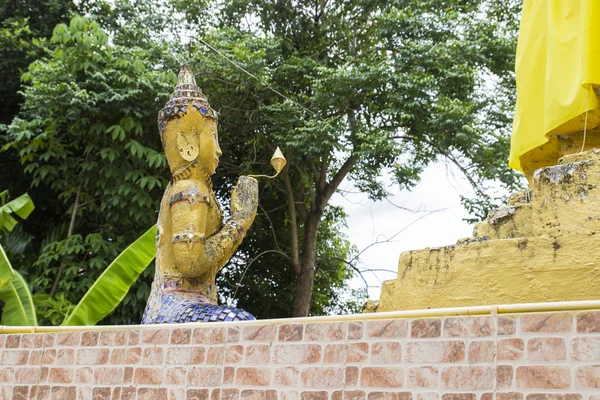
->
(531, 150, 600, 237)
(248, 147, 287, 179)
(377, 148, 600, 312)
(472, 204, 533, 240)
(147, 65, 258, 311)
(377, 233, 600, 312)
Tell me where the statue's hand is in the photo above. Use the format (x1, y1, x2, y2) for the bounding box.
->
(230, 176, 258, 229)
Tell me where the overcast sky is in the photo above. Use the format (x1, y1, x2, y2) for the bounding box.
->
(330, 160, 481, 302)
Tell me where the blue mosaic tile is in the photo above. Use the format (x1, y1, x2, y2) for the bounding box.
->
(141, 294, 255, 325)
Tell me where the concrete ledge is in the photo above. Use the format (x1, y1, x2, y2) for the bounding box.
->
(377, 234, 600, 312)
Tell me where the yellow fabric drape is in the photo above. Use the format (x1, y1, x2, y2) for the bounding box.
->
(510, 0, 600, 173)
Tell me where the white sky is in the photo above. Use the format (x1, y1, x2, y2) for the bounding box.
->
(331, 160, 481, 302)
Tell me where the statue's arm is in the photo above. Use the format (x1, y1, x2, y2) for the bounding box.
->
(204, 176, 259, 271)
(170, 177, 258, 277)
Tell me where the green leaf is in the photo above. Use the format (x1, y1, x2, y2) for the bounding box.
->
(0, 244, 15, 290)
(0, 213, 17, 232)
(0, 270, 37, 326)
(0, 193, 35, 232)
(6, 193, 35, 219)
(62, 225, 156, 326)
(120, 116, 135, 132)
(107, 125, 125, 141)
(0, 192, 34, 290)
(13, 271, 37, 325)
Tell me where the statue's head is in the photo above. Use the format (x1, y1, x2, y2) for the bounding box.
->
(158, 64, 222, 176)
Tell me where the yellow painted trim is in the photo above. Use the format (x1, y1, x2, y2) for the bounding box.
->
(2, 300, 599, 334)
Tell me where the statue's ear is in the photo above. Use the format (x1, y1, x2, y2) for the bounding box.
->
(177, 132, 199, 161)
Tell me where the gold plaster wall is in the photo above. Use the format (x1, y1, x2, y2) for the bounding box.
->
(376, 149, 600, 312)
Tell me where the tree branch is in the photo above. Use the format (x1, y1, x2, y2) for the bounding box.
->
(295, 184, 307, 221)
(442, 151, 487, 199)
(323, 154, 357, 202)
(359, 268, 398, 274)
(321, 255, 370, 290)
(307, 158, 320, 187)
(349, 208, 447, 264)
(318, 159, 328, 193)
(392, 134, 487, 199)
(283, 168, 301, 276)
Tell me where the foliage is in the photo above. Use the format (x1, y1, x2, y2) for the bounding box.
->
(0, 0, 76, 123)
(2, 15, 177, 324)
(0, 190, 34, 238)
(177, 27, 365, 317)
(0, 191, 37, 326)
(218, 204, 364, 318)
(0, 0, 523, 321)
(0, 270, 37, 325)
(63, 225, 156, 326)
(0, 227, 157, 326)
(178, 0, 523, 315)
(0, 194, 157, 326)
(2, 6, 365, 320)
(0, 191, 34, 235)
(32, 293, 74, 326)
(0, 191, 34, 288)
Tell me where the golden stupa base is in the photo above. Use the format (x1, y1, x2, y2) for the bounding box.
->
(376, 148, 600, 312)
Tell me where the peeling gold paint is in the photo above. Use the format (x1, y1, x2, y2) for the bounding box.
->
(377, 148, 600, 312)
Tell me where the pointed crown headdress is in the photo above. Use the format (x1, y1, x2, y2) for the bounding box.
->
(157, 64, 218, 143)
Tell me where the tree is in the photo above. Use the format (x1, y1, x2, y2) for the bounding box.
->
(1, 5, 364, 322)
(218, 200, 364, 318)
(0, 0, 80, 263)
(0, 0, 77, 124)
(2, 0, 523, 321)
(176, 0, 522, 316)
(179, 28, 367, 317)
(3, 15, 179, 324)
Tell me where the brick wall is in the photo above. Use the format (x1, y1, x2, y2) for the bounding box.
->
(1, 310, 600, 399)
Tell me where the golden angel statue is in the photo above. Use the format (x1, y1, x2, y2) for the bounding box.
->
(142, 65, 259, 323)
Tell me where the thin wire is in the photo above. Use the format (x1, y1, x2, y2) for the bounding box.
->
(580, 86, 591, 153)
(232, 249, 290, 300)
(195, 37, 318, 117)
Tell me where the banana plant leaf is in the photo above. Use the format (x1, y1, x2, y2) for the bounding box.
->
(62, 225, 157, 326)
(0, 191, 34, 288)
(0, 191, 36, 325)
(0, 269, 37, 326)
(0, 192, 35, 233)
(0, 244, 14, 290)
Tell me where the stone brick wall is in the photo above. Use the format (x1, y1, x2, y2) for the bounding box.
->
(1, 310, 600, 399)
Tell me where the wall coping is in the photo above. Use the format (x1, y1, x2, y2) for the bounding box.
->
(2, 299, 600, 334)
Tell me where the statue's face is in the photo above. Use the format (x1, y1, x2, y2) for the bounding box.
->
(198, 115, 222, 175)
(163, 106, 222, 175)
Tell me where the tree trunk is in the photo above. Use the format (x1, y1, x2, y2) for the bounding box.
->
(291, 154, 357, 317)
(283, 169, 301, 276)
(292, 210, 322, 317)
